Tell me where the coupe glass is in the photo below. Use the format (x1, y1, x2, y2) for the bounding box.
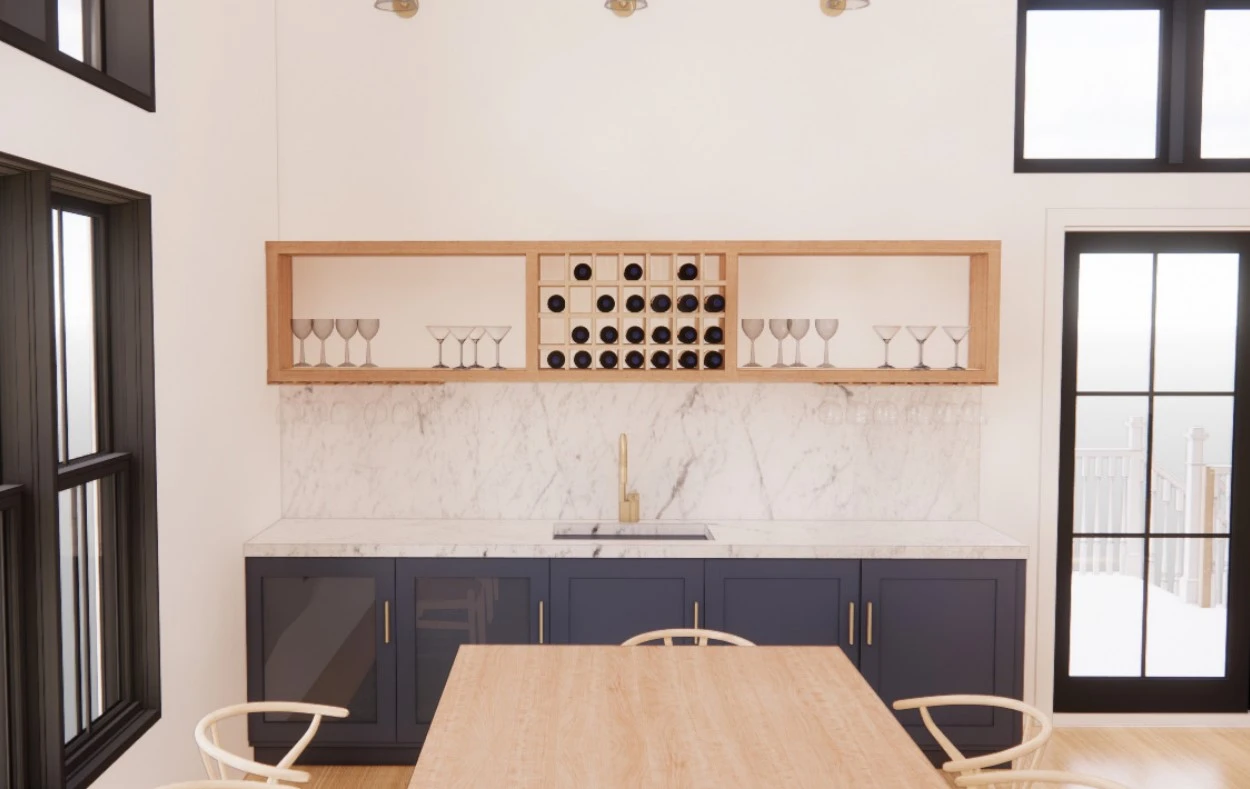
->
(358, 319, 380, 368)
(486, 326, 512, 370)
(788, 319, 811, 367)
(944, 325, 970, 370)
(427, 325, 451, 369)
(335, 319, 359, 368)
(741, 319, 765, 368)
(907, 325, 936, 370)
(291, 318, 313, 368)
(873, 325, 900, 369)
(468, 326, 487, 369)
(449, 326, 473, 370)
(311, 319, 335, 368)
(815, 319, 839, 368)
(768, 319, 790, 368)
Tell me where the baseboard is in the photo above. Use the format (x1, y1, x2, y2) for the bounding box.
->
(1054, 712, 1250, 728)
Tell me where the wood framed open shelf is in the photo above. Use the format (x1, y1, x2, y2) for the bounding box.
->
(267, 240, 1000, 385)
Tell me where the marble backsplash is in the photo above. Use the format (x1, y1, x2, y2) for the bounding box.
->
(280, 384, 981, 522)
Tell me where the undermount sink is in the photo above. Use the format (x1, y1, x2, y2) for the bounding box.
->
(552, 522, 715, 541)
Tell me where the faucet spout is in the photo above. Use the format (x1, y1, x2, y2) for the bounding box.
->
(619, 433, 640, 523)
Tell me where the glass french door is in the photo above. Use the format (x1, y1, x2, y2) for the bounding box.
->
(1056, 232, 1250, 712)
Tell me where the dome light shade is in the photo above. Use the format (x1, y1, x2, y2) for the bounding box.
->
(376, 0, 419, 19)
(606, 0, 647, 18)
(821, 0, 870, 16)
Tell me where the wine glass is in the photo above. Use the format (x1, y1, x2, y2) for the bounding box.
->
(449, 326, 473, 370)
(291, 318, 313, 368)
(311, 319, 335, 368)
(468, 327, 487, 369)
(741, 319, 765, 368)
(907, 325, 936, 370)
(335, 319, 359, 368)
(788, 319, 811, 367)
(358, 319, 380, 368)
(768, 319, 790, 368)
(486, 326, 511, 370)
(944, 325, 970, 370)
(873, 325, 900, 369)
(427, 325, 451, 369)
(815, 319, 839, 368)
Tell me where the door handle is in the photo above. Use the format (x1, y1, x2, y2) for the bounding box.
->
(539, 600, 545, 645)
(848, 602, 855, 646)
(384, 600, 391, 645)
(866, 601, 873, 647)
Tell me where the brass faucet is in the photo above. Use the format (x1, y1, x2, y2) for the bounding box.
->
(619, 433, 641, 523)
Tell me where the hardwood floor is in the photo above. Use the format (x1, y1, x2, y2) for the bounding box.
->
(303, 728, 1250, 788)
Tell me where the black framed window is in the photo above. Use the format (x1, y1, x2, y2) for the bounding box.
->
(0, 152, 158, 788)
(0, 484, 23, 788)
(0, 0, 154, 111)
(1016, 1, 1250, 172)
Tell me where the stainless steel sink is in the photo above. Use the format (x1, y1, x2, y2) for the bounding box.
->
(552, 522, 714, 541)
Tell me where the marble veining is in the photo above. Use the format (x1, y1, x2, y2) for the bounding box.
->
(280, 384, 981, 521)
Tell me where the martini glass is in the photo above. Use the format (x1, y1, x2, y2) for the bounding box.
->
(873, 325, 900, 369)
(468, 327, 487, 369)
(944, 325, 970, 370)
(427, 326, 451, 369)
(486, 326, 511, 370)
(449, 326, 473, 370)
(907, 325, 936, 370)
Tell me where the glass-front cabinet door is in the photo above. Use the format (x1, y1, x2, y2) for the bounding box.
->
(246, 558, 397, 744)
(395, 559, 548, 743)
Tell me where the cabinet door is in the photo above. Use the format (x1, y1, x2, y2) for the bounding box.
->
(246, 558, 396, 745)
(704, 560, 860, 661)
(395, 559, 548, 744)
(551, 559, 703, 644)
(860, 560, 1024, 756)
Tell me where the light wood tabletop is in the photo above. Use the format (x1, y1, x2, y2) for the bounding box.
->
(407, 645, 947, 789)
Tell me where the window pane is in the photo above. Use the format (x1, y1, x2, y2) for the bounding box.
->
(57, 0, 100, 67)
(1070, 537, 1145, 677)
(1074, 397, 1149, 536)
(1146, 537, 1229, 677)
(54, 209, 100, 463)
(1025, 10, 1160, 159)
(1154, 254, 1239, 392)
(1202, 10, 1250, 159)
(1149, 396, 1234, 534)
(1077, 253, 1153, 391)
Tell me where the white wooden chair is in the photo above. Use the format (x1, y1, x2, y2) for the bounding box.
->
(622, 628, 756, 646)
(957, 770, 1129, 789)
(195, 701, 348, 784)
(891, 694, 1052, 787)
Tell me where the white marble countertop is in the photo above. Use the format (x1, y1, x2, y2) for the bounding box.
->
(244, 519, 1028, 560)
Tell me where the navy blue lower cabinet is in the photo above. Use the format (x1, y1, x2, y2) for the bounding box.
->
(550, 559, 703, 644)
(395, 559, 549, 744)
(859, 559, 1025, 760)
(704, 559, 860, 661)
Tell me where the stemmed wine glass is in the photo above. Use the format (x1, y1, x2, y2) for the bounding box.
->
(291, 319, 313, 368)
(815, 319, 839, 368)
(873, 325, 900, 369)
(335, 319, 359, 368)
(468, 327, 487, 369)
(486, 326, 511, 370)
(358, 319, 380, 368)
(907, 325, 936, 370)
(741, 319, 765, 368)
(768, 319, 790, 368)
(788, 319, 811, 368)
(311, 319, 335, 368)
(427, 325, 451, 369)
(449, 326, 473, 370)
(944, 326, 970, 370)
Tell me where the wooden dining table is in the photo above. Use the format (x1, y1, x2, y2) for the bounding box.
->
(407, 644, 949, 788)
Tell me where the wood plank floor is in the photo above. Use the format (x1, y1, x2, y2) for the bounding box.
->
(301, 728, 1250, 788)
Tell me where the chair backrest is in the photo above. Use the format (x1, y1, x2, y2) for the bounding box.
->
(158, 782, 291, 789)
(956, 770, 1129, 789)
(891, 694, 1053, 779)
(194, 701, 349, 784)
(621, 628, 756, 646)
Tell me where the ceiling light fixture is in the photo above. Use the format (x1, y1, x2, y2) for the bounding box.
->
(375, 0, 419, 19)
(820, 0, 869, 16)
(605, 0, 647, 18)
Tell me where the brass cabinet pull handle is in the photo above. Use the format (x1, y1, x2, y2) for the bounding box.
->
(867, 602, 873, 647)
(539, 600, 545, 645)
(694, 601, 700, 629)
(848, 602, 855, 646)
(384, 600, 391, 645)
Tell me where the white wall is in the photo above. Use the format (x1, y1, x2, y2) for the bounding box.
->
(0, 1, 280, 786)
(273, 0, 1250, 712)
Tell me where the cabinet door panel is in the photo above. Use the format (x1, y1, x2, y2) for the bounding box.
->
(551, 560, 703, 644)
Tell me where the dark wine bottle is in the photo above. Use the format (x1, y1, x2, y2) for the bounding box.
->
(547, 350, 566, 369)
(625, 294, 646, 313)
(651, 325, 672, 344)
(596, 294, 616, 313)
(573, 262, 593, 281)
(600, 350, 619, 369)
(625, 350, 645, 369)
(704, 350, 725, 369)
(573, 350, 593, 369)
(650, 294, 672, 313)
(547, 294, 566, 313)
(677, 326, 699, 345)
(625, 325, 646, 344)
(704, 325, 725, 345)
(677, 262, 699, 281)
(704, 293, 726, 313)
(571, 325, 590, 344)
(677, 294, 700, 313)
(651, 350, 672, 369)
(600, 325, 619, 344)
(623, 262, 644, 281)
(678, 350, 699, 369)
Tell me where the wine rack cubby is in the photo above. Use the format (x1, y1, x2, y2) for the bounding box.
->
(266, 240, 999, 385)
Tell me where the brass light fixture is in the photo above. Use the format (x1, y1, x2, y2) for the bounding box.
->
(821, 0, 870, 16)
(375, 0, 419, 19)
(605, 0, 647, 18)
